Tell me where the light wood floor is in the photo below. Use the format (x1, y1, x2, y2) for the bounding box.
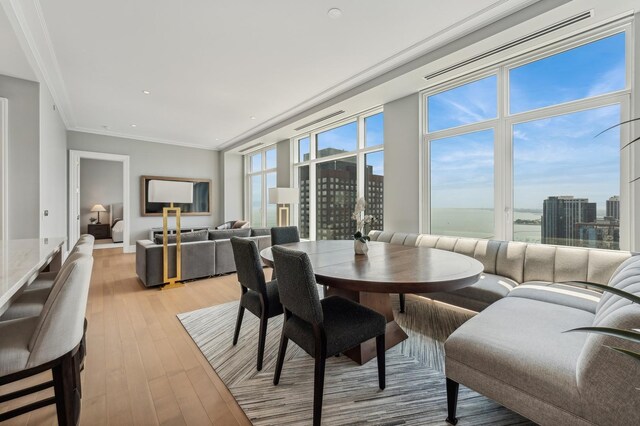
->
(1, 248, 253, 425)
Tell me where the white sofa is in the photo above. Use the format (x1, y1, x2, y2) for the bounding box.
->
(368, 230, 640, 425)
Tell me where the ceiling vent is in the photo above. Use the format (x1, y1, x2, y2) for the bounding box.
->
(424, 10, 593, 80)
(294, 110, 345, 131)
(239, 142, 263, 153)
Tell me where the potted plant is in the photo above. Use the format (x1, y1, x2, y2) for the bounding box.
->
(352, 197, 374, 255)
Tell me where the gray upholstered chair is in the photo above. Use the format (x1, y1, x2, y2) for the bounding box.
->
(230, 237, 283, 371)
(269, 226, 301, 281)
(271, 246, 386, 426)
(0, 255, 94, 425)
(1, 237, 94, 321)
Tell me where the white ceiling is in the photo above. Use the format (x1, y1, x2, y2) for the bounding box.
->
(0, 7, 35, 81)
(3, 0, 541, 150)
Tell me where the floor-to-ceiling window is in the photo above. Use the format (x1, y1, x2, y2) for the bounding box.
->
(246, 146, 277, 227)
(423, 25, 630, 250)
(294, 109, 384, 240)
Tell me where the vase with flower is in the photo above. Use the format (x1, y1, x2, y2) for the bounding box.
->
(352, 197, 374, 255)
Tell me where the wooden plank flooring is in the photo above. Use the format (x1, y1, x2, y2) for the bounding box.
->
(1, 248, 252, 426)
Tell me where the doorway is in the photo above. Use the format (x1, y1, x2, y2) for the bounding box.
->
(69, 150, 130, 252)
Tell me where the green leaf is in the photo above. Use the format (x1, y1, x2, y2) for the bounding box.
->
(364, 236, 370, 241)
(594, 117, 640, 138)
(566, 327, 640, 344)
(354, 231, 362, 239)
(606, 346, 640, 363)
(562, 282, 640, 305)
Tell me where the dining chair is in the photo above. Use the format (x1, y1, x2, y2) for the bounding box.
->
(271, 245, 386, 426)
(0, 255, 94, 425)
(230, 237, 283, 371)
(270, 226, 300, 246)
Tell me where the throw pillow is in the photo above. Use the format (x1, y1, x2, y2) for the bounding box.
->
(154, 229, 209, 245)
(215, 221, 235, 230)
(232, 220, 248, 229)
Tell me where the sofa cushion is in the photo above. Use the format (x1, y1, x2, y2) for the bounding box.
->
(420, 273, 515, 312)
(523, 244, 556, 283)
(587, 250, 631, 285)
(375, 231, 395, 243)
(154, 229, 208, 245)
(208, 228, 251, 240)
(555, 247, 588, 283)
(445, 297, 593, 413)
(435, 236, 458, 251)
(389, 232, 409, 245)
(417, 235, 440, 248)
(508, 281, 600, 313)
(496, 241, 526, 283)
(233, 220, 250, 229)
(403, 233, 421, 247)
(251, 228, 271, 237)
(453, 238, 478, 257)
(472, 240, 500, 274)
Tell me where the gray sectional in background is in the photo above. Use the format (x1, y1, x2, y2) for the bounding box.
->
(136, 228, 271, 287)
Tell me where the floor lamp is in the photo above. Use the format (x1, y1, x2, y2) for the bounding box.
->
(148, 180, 193, 290)
(268, 187, 299, 226)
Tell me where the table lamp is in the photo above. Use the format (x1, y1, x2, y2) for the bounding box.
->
(148, 180, 193, 289)
(268, 187, 299, 226)
(90, 204, 107, 224)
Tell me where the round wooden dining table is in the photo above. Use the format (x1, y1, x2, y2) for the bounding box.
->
(260, 240, 483, 365)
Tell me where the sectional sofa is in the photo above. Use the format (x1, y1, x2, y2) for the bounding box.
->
(136, 228, 271, 287)
(368, 230, 640, 425)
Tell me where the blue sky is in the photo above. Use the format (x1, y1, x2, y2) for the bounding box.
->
(428, 32, 625, 213)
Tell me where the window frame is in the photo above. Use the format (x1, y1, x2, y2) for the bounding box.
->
(293, 107, 384, 240)
(244, 146, 278, 227)
(420, 22, 633, 249)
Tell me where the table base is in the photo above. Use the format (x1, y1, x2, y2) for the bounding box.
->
(326, 287, 408, 365)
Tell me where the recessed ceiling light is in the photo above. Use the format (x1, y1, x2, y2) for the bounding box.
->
(142, 90, 151, 95)
(250, 116, 256, 120)
(130, 124, 137, 128)
(328, 8, 342, 19)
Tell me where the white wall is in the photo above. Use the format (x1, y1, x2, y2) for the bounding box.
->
(0, 75, 40, 238)
(80, 158, 122, 234)
(222, 151, 244, 221)
(383, 94, 420, 233)
(39, 85, 67, 239)
(67, 131, 221, 247)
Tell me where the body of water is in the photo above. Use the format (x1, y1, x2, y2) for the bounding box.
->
(431, 208, 541, 242)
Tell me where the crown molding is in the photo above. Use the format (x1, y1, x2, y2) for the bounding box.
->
(0, 0, 75, 127)
(70, 126, 218, 151)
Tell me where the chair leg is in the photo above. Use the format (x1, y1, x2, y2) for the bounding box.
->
(376, 334, 385, 390)
(273, 332, 289, 385)
(72, 351, 82, 398)
(232, 305, 245, 345)
(399, 294, 405, 313)
(52, 353, 78, 426)
(256, 315, 268, 371)
(446, 378, 459, 425)
(313, 356, 326, 426)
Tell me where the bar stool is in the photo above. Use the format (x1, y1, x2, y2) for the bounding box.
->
(0, 255, 94, 425)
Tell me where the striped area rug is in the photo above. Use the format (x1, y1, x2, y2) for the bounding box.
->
(177, 294, 533, 425)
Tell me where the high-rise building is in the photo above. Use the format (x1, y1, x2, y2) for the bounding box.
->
(606, 195, 620, 220)
(542, 196, 596, 246)
(298, 148, 384, 240)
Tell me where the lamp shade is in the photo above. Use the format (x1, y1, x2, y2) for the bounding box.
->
(268, 187, 299, 204)
(90, 204, 107, 212)
(148, 180, 194, 203)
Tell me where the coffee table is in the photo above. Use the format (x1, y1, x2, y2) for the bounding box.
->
(260, 240, 483, 364)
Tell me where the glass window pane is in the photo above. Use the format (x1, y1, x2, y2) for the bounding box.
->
(317, 122, 357, 158)
(298, 137, 310, 162)
(298, 166, 310, 239)
(365, 113, 384, 147)
(427, 75, 497, 133)
(513, 105, 620, 249)
(265, 149, 277, 169)
(250, 153, 262, 173)
(430, 130, 494, 238)
(266, 172, 277, 227)
(250, 175, 262, 226)
(316, 157, 357, 240)
(365, 151, 384, 232)
(510, 33, 625, 114)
